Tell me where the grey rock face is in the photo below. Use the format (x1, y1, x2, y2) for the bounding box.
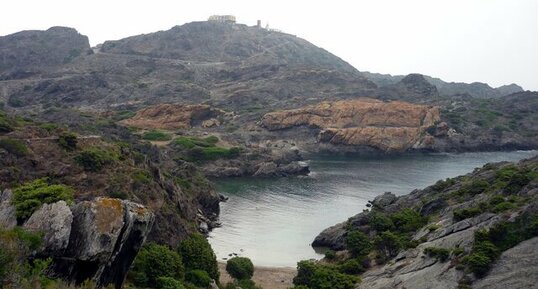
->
(23, 201, 73, 255)
(47, 197, 154, 289)
(0, 189, 17, 229)
(371, 192, 397, 209)
(473, 237, 538, 289)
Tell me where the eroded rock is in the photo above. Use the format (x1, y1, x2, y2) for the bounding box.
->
(0, 189, 16, 229)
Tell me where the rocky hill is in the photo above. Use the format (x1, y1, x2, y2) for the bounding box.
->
(306, 157, 538, 289)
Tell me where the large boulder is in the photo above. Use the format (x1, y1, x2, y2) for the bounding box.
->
(23, 201, 73, 255)
(52, 198, 154, 289)
(0, 189, 16, 229)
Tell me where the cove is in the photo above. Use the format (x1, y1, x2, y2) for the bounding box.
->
(208, 151, 537, 267)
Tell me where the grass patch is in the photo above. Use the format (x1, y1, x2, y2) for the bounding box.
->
(172, 136, 240, 161)
(142, 130, 172, 141)
(75, 148, 118, 172)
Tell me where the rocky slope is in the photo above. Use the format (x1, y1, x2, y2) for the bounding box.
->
(261, 98, 440, 152)
(310, 156, 538, 289)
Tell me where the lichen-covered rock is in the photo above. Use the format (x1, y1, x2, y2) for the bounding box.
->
(23, 201, 73, 255)
(51, 197, 154, 289)
(261, 98, 440, 152)
(0, 189, 16, 229)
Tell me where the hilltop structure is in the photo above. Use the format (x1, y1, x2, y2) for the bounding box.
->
(208, 15, 236, 23)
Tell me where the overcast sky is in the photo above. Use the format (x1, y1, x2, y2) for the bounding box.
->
(1, 0, 537, 90)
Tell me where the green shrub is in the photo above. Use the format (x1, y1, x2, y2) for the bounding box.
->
(0, 138, 28, 156)
(453, 207, 483, 222)
(374, 231, 402, 261)
(424, 247, 450, 262)
(225, 279, 262, 289)
(185, 270, 211, 287)
(57, 132, 78, 151)
(226, 257, 254, 280)
(200, 146, 240, 160)
(369, 212, 394, 232)
(389, 209, 427, 233)
(155, 276, 185, 289)
(324, 250, 336, 260)
(492, 201, 516, 212)
(178, 234, 219, 280)
(173, 136, 219, 149)
(142, 130, 172, 141)
(431, 178, 455, 192)
(129, 243, 184, 287)
(345, 230, 372, 257)
(12, 178, 74, 221)
(459, 179, 489, 195)
(338, 258, 365, 275)
(132, 170, 152, 184)
(293, 260, 359, 289)
(75, 148, 117, 172)
(462, 252, 491, 277)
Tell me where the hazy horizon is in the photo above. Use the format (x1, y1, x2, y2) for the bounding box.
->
(1, 0, 537, 91)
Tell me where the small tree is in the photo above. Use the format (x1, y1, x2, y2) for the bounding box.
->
(178, 234, 219, 280)
(226, 257, 254, 280)
(58, 132, 78, 151)
(374, 231, 402, 261)
(129, 243, 184, 287)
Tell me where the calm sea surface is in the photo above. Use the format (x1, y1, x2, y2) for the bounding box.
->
(208, 151, 537, 267)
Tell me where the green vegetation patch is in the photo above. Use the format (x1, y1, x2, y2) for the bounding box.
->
(293, 260, 360, 289)
(12, 178, 74, 221)
(75, 148, 118, 172)
(142, 130, 172, 141)
(0, 138, 28, 156)
(173, 135, 240, 161)
(57, 132, 78, 151)
(0, 112, 17, 133)
(424, 247, 451, 262)
(178, 234, 219, 280)
(226, 257, 254, 280)
(129, 243, 184, 288)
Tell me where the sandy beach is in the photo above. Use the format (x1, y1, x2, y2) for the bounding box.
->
(218, 262, 296, 289)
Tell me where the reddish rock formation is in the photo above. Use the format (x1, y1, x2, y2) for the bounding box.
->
(120, 103, 223, 130)
(261, 98, 440, 152)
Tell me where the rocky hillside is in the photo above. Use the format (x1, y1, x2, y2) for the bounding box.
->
(304, 156, 538, 289)
(0, 26, 92, 78)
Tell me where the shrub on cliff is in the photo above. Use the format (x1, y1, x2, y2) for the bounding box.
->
(12, 178, 74, 221)
(345, 230, 372, 257)
(424, 247, 451, 262)
(75, 148, 117, 171)
(374, 231, 403, 261)
(178, 234, 219, 280)
(226, 257, 254, 280)
(224, 279, 262, 289)
(0, 112, 16, 133)
(129, 243, 184, 287)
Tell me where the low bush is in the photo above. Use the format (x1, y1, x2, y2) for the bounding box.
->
(424, 247, 450, 262)
(453, 207, 483, 222)
(75, 148, 117, 172)
(389, 209, 427, 233)
(0, 112, 16, 133)
(156, 276, 185, 289)
(142, 130, 172, 141)
(58, 132, 78, 151)
(173, 136, 219, 149)
(458, 180, 489, 196)
(129, 243, 184, 287)
(224, 279, 262, 289)
(293, 260, 359, 289)
(374, 231, 402, 261)
(338, 258, 366, 275)
(178, 234, 219, 280)
(12, 178, 74, 221)
(324, 250, 336, 260)
(226, 257, 254, 280)
(345, 230, 372, 257)
(0, 138, 28, 156)
(185, 270, 211, 287)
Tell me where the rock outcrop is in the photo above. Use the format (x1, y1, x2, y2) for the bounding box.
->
(1, 195, 155, 289)
(120, 103, 224, 130)
(0, 190, 16, 229)
(312, 157, 538, 289)
(261, 98, 440, 152)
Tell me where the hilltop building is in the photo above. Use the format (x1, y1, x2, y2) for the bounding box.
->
(208, 15, 236, 23)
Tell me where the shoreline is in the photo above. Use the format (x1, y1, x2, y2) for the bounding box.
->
(218, 262, 296, 289)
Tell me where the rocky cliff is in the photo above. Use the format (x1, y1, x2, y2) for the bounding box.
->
(261, 98, 440, 152)
(0, 193, 154, 288)
(310, 157, 538, 289)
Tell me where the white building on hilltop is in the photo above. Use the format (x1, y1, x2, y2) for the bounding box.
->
(208, 15, 236, 23)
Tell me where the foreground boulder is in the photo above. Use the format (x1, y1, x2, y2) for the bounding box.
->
(20, 197, 154, 289)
